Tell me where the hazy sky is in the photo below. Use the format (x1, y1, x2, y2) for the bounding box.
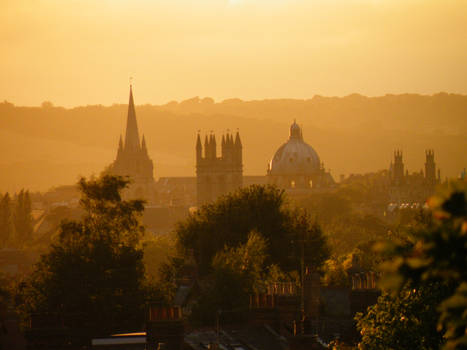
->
(1, 0, 466, 107)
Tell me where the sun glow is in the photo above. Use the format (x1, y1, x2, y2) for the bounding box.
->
(228, 0, 244, 5)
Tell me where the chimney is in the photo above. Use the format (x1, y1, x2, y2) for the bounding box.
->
(303, 267, 320, 319)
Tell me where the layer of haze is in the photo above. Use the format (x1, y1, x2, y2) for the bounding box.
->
(1, 0, 467, 106)
(1, 93, 466, 193)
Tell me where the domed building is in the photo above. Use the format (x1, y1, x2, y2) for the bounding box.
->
(267, 121, 334, 190)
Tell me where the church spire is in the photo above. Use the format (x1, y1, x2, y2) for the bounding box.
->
(118, 134, 123, 150)
(124, 85, 141, 151)
(117, 134, 123, 158)
(141, 134, 148, 155)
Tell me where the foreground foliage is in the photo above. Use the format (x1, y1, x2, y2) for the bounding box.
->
(176, 185, 330, 276)
(356, 283, 447, 350)
(172, 185, 329, 325)
(357, 183, 467, 349)
(17, 175, 146, 335)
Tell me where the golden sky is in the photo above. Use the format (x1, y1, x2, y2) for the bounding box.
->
(1, 0, 466, 106)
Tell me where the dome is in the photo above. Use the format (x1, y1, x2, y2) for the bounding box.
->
(268, 121, 321, 175)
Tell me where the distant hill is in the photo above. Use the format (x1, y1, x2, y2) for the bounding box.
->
(0, 93, 466, 193)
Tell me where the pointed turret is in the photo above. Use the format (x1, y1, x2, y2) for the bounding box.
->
(211, 134, 217, 159)
(227, 133, 234, 160)
(234, 131, 242, 148)
(141, 134, 148, 155)
(221, 134, 226, 158)
(117, 134, 124, 158)
(204, 135, 209, 158)
(425, 149, 436, 184)
(234, 131, 242, 164)
(196, 133, 202, 162)
(124, 85, 141, 151)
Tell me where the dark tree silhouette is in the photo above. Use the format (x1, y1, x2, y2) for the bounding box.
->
(17, 175, 146, 337)
(176, 185, 330, 276)
(0, 193, 15, 247)
(357, 183, 467, 350)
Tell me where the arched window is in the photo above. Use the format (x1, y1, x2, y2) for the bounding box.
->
(309, 180, 313, 188)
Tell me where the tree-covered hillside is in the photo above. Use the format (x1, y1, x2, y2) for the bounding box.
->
(0, 93, 466, 192)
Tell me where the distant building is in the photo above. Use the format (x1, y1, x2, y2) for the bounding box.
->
(388, 149, 441, 205)
(195, 131, 243, 205)
(108, 86, 155, 202)
(267, 121, 334, 191)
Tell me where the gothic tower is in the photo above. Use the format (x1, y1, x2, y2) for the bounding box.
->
(424, 149, 437, 185)
(391, 150, 405, 185)
(109, 85, 155, 200)
(196, 131, 243, 205)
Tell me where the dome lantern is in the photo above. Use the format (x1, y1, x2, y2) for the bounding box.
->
(268, 120, 321, 176)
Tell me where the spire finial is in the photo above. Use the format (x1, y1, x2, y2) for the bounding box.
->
(129, 76, 133, 88)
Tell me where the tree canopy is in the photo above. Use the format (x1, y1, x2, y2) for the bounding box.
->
(175, 185, 330, 276)
(0, 190, 34, 248)
(357, 182, 467, 349)
(17, 175, 147, 337)
(171, 185, 330, 325)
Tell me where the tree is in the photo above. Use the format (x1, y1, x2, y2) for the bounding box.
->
(356, 283, 447, 350)
(176, 185, 330, 276)
(357, 183, 467, 349)
(190, 231, 280, 325)
(143, 233, 176, 282)
(212, 230, 269, 294)
(0, 193, 15, 247)
(297, 189, 390, 256)
(14, 190, 34, 245)
(17, 175, 146, 337)
(173, 185, 329, 326)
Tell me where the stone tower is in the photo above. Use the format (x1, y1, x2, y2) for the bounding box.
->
(109, 85, 155, 200)
(391, 150, 405, 185)
(424, 149, 437, 185)
(196, 131, 243, 205)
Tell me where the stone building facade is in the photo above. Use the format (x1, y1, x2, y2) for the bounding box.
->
(195, 131, 243, 205)
(388, 149, 441, 204)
